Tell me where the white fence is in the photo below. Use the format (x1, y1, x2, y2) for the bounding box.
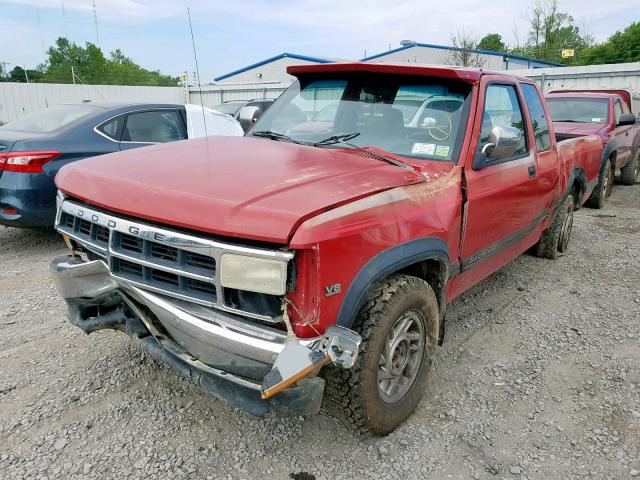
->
(0, 83, 184, 123)
(509, 62, 640, 93)
(3, 62, 640, 123)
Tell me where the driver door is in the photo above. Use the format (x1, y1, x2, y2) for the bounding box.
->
(452, 79, 544, 294)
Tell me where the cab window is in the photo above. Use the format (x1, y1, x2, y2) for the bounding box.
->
(520, 83, 551, 152)
(614, 100, 623, 125)
(478, 84, 528, 158)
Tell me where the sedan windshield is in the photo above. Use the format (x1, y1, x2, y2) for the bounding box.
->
(249, 74, 471, 162)
(547, 98, 609, 123)
(2, 104, 96, 133)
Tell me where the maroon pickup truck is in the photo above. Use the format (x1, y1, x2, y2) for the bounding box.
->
(50, 63, 603, 434)
(546, 90, 640, 208)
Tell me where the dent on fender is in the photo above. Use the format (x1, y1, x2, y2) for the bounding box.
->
(287, 165, 463, 336)
(290, 165, 462, 248)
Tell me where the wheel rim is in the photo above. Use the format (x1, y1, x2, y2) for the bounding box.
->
(558, 203, 574, 252)
(378, 309, 425, 404)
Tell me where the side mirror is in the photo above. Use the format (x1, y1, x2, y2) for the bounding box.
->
(617, 113, 636, 127)
(238, 106, 261, 125)
(483, 126, 521, 159)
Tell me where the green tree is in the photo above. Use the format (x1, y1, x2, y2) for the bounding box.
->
(477, 33, 507, 52)
(37, 37, 178, 86)
(519, 0, 593, 64)
(576, 22, 640, 65)
(8, 66, 44, 82)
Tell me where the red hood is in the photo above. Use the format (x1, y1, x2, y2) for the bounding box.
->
(553, 122, 610, 138)
(55, 136, 424, 244)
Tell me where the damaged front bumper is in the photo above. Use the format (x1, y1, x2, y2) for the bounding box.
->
(50, 255, 359, 418)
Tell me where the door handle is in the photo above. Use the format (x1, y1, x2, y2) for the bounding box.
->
(528, 164, 537, 178)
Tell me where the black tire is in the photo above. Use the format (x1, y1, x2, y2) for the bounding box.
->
(323, 274, 439, 435)
(535, 195, 575, 259)
(619, 149, 639, 185)
(585, 157, 613, 209)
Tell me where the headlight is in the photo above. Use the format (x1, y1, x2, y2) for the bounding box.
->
(220, 254, 288, 295)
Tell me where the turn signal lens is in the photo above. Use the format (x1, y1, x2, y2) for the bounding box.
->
(0, 151, 61, 173)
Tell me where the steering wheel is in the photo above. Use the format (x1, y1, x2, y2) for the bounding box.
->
(423, 111, 453, 141)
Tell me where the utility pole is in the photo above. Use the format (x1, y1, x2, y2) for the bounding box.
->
(71, 65, 76, 85)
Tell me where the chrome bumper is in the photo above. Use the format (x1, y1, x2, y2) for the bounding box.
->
(49, 255, 324, 417)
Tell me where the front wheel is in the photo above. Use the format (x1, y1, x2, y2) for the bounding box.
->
(323, 274, 439, 435)
(619, 149, 639, 185)
(585, 158, 613, 209)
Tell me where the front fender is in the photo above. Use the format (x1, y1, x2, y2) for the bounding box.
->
(335, 237, 451, 329)
(601, 140, 618, 170)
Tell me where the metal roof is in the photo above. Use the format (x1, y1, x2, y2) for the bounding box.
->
(360, 42, 562, 67)
(214, 53, 335, 82)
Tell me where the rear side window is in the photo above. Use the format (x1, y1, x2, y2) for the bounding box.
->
(96, 116, 123, 140)
(3, 105, 95, 133)
(520, 84, 551, 152)
(122, 110, 187, 143)
(478, 84, 528, 158)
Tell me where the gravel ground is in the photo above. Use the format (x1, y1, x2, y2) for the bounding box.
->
(0, 184, 639, 480)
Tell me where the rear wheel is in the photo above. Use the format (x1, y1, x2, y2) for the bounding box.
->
(323, 274, 439, 435)
(619, 149, 639, 185)
(585, 157, 614, 209)
(535, 195, 575, 259)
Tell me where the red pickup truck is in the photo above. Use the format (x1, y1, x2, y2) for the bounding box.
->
(546, 90, 640, 208)
(50, 63, 602, 435)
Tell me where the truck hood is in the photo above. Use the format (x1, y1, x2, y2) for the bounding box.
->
(55, 136, 425, 244)
(553, 122, 609, 137)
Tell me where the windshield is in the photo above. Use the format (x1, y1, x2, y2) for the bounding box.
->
(249, 74, 471, 162)
(212, 102, 244, 116)
(2, 104, 96, 133)
(547, 98, 609, 124)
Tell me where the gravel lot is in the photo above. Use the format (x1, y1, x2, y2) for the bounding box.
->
(1, 184, 639, 480)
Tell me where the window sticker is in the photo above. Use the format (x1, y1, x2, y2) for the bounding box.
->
(434, 145, 450, 157)
(591, 117, 603, 123)
(411, 143, 436, 155)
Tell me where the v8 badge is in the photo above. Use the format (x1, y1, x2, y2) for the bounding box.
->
(324, 283, 342, 297)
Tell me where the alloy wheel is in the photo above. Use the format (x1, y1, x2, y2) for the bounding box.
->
(378, 309, 425, 404)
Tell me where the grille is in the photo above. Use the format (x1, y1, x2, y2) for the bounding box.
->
(55, 199, 292, 322)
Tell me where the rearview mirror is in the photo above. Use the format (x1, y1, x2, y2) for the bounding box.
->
(617, 113, 636, 127)
(238, 106, 261, 125)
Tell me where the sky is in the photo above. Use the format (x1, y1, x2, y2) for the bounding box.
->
(1, 0, 638, 83)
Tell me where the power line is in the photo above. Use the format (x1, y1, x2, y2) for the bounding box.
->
(92, 1, 100, 47)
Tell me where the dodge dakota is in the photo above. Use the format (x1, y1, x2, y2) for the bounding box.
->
(50, 63, 603, 435)
(547, 90, 640, 208)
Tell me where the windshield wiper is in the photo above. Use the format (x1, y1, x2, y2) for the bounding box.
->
(313, 133, 413, 171)
(554, 119, 584, 123)
(251, 130, 305, 144)
(313, 132, 361, 146)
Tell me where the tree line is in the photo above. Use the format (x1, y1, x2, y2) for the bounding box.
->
(447, 0, 639, 67)
(1, 37, 180, 86)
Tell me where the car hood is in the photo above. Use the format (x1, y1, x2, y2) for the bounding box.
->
(553, 122, 609, 137)
(55, 136, 425, 244)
